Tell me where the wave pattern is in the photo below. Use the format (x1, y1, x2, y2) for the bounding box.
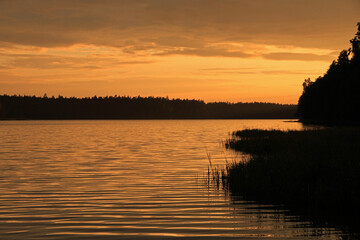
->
(0, 120, 344, 239)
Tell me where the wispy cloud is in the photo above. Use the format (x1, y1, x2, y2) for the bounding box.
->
(0, 0, 358, 103)
(155, 47, 254, 58)
(198, 68, 322, 75)
(0, 53, 154, 70)
(262, 52, 334, 62)
(0, 0, 359, 50)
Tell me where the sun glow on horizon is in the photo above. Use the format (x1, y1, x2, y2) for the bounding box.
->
(0, 0, 359, 104)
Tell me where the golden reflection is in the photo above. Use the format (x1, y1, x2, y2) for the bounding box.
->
(0, 120, 343, 239)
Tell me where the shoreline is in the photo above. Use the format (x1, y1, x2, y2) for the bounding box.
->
(0, 117, 298, 121)
(224, 128, 360, 229)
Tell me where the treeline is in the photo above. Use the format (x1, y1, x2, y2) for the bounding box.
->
(0, 95, 296, 120)
(298, 23, 360, 124)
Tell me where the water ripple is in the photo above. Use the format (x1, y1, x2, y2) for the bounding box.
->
(0, 120, 347, 239)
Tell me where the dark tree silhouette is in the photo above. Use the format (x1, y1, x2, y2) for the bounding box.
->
(298, 23, 360, 124)
(0, 95, 296, 120)
(350, 22, 360, 61)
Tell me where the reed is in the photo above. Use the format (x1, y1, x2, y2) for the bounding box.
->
(224, 128, 360, 224)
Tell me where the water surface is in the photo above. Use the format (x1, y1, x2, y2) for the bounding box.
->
(0, 120, 348, 239)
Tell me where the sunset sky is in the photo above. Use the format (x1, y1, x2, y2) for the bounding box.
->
(0, 0, 359, 103)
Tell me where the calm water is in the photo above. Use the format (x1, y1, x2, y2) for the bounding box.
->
(0, 120, 349, 239)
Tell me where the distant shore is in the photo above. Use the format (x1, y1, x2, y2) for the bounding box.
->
(0, 95, 297, 120)
(0, 117, 298, 121)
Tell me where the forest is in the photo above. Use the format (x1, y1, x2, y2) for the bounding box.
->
(0, 95, 296, 120)
(298, 22, 360, 124)
(220, 23, 360, 231)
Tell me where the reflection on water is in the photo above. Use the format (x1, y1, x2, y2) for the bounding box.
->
(0, 120, 348, 239)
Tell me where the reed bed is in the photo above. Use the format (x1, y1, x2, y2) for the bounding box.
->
(223, 128, 360, 224)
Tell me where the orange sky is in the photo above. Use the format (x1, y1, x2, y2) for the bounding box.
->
(0, 0, 359, 104)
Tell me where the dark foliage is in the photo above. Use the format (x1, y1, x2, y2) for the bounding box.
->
(226, 128, 360, 226)
(0, 95, 296, 120)
(298, 23, 360, 124)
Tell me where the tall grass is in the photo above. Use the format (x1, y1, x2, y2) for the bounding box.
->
(224, 128, 360, 224)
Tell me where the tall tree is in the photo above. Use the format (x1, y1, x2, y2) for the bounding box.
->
(350, 22, 360, 60)
(298, 23, 360, 124)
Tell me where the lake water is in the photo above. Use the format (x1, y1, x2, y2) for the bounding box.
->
(0, 120, 350, 239)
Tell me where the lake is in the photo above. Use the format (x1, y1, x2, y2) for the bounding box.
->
(0, 120, 349, 239)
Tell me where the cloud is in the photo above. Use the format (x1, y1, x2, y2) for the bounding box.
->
(155, 47, 254, 58)
(0, 65, 10, 69)
(261, 70, 322, 75)
(262, 52, 334, 62)
(0, 0, 359, 50)
(198, 67, 322, 75)
(0, 0, 357, 104)
(0, 53, 154, 70)
(199, 67, 255, 71)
